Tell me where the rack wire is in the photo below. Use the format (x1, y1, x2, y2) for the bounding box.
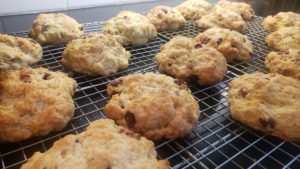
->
(1, 17, 299, 169)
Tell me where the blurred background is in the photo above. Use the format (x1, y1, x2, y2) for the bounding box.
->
(0, 0, 299, 33)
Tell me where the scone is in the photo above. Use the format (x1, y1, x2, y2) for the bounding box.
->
(0, 34, 42, 71)
(194, 28, 253, 61)
(265, 50, 300, 81)
(21, 119, 169, 169)
(102, 11, 157, 46)
(147, 6, 186, 32)
(29, 13, 83, 45)
(61, 33, 131, 76)
(215, 0, 255, 20)
(103, 73, 200, 140)
(195, 7, 246, 32)
(262, 12, 300, 32)
(155, 36, 228, 86)
(0, 67, 77, 142)
(175, 0, 213, 20)
(265, 27, 300, 51)
(228, 72, 300, 141)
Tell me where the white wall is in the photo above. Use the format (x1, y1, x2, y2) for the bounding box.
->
(0, 0, 158, 16)
(0, 0, 186, 33)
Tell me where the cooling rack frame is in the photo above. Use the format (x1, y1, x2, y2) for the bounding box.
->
(1, 17, 299, 169)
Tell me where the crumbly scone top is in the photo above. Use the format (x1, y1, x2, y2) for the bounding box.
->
(147, 6, 186, 32)
(0, 67, 77, 142)
(195, 7, 246, 32)
(262, 12, 300, 32)
(29, 13, 83, 45)
(156, 35, 228, 85)
(194, 27, 253, 61)
(229, 72, 300, 140)
(265, 26, 300, 51)
(0, 34, 42, 71)
(104, 72, 200, 140)
(215, 0, 255, 20)
(175, 0, 213, 20)
(21, 119, 169, 169)
(265, 50, 300, 80)
(102, 11, 157, 46)
(61, 33, 131, 76)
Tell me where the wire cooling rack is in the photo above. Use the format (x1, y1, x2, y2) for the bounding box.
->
(1, 17, 299, 169)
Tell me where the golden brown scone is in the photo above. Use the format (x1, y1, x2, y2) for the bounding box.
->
(0, 34, 42, 71)
(175, 0, 213, 20)
(228, 72, 300, 141)
(195, 7, 246, 32)
(147, 6, 186, 32)
(155, 36, 228, 86)
(0, 67, 77, 142)
(103, 73, 200, 140)
(61, 33, 131, 76)
(194, 28, 253, 61)
(21, 119, 169, 169)
(265, 50, 300, 81)
(29, 13, 83, 45)
(262, 12, 300, 32)
(102, 11, 157, 46)
(265, 27, 300, 51)
(215, 0, 255, 20)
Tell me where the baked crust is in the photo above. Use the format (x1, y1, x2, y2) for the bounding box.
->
(61, 33, 131, 76)
(215, 0, 255, 20)
(147, 6, 186, 32)
(175, 0, 212, 20)
(229, 72, 300, 141)
(0, 34, 42, 71)
(29, 13, 83, 45)
(195, 7, 246, 33)
(265, 27, 300, 51)
(0, 67, 77, 142)
(156, 36, 228, 85)
(262, 12, 300, 32)
(265, 50, 300, 81)
(102, 11, 157, 46)
(194, 27, 253, 61)
(21, 119, 169, 169)
(103, 72, 200, 140)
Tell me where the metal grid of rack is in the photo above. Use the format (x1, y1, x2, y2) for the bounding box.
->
(1, 17, 299, 169)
